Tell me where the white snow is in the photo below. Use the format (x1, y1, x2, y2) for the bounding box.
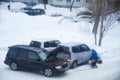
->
(0, 2, 120, 80)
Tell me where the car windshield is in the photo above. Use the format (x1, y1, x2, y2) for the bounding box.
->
(55, 40, 61, 45)
(38, 51, 47, 61)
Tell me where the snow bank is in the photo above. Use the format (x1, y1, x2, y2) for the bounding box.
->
(0, 2, 26, 10)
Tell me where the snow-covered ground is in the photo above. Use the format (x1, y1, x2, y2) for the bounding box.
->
(0, 2, 120, 80)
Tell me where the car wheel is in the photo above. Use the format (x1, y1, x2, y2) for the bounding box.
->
(43, 68, 53, 77)
(10, 62, 18, 71)
(71, 61, 78, 69)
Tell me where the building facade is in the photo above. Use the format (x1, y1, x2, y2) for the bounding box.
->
(9, 0, 42, 4)
(48, 0, 87, 8)
(6, 0, 89, 8)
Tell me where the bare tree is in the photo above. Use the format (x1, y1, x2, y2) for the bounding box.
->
(92, 0, 102, 45)
(92, 0, 120, 46)
(98, 11, 120, 46)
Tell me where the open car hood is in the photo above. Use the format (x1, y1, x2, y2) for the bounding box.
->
(45, 47, 69, 59)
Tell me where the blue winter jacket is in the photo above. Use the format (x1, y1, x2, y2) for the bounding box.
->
(91, 49, 99, 61)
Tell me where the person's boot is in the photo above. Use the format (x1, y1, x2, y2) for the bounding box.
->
(91, 65, 98, 68)
(91, 62, 97, 68)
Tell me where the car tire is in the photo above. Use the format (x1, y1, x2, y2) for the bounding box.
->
(71, 61, 78, 69)
(43, 68, 53, 77)
(10, 62, 18, 71)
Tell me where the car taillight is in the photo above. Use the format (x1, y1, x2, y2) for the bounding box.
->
(68, 52, 71, 60)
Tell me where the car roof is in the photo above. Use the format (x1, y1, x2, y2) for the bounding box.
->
(31, 39, 60, 43)
(59, 42, 84, 47)
(22, 7, 32, 9)
(33, 8, 44, 10)
(9, 45, 42, 53)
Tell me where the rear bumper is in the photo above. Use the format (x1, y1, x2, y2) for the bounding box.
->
(4, 57, 11, 66)
(4, 60, 10, 66)
(67, 59, 74, 67)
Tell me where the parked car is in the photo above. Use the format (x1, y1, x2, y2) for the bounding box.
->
(29, 40, 61, 52)
(20, 7, 45, 15)
(50, 13, 63, 17)
(56, 42, 92, 68)
(77, 11, 93, 17)
(76, 11, 93, 22)
(4, 45, 69, 77)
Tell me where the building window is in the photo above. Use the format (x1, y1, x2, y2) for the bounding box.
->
(67, 0, 71, 2)
(57, 0, 62, 1)
(76, 0, 80, 2)
(66, 0, 71, 3)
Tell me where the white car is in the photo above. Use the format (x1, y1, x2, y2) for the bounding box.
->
(57, 42, 92, 68)
(29, 39, 61, 52)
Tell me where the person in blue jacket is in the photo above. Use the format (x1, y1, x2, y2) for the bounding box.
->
(90, 49, 101, 68)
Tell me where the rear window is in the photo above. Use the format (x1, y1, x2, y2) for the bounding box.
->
(44, 41, 50, 48)
(8, 48, 18, 57)
(59, 46, 69, 53)
(44, 40, 60, 48)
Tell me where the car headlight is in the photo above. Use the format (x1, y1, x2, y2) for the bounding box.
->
(55, 66, 62, 69)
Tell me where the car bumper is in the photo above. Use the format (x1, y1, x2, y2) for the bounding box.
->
(57, 66, 69, 72)
(67, 59, 74, 67)
(54, 64, 69, 73)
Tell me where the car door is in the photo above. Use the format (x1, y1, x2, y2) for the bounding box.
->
(79, 44, 91, 62)
(16, 49, 28, 68)
(27, 51, 43, 71)
(72, 45, 84, 64)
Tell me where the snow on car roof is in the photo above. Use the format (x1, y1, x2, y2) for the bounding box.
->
(10, 45, 42, 52)
(31, 38, 60, 42)
(59, 42, 84, 47)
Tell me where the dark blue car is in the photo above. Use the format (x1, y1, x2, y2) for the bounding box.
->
(20, 7, 45, 16)
(4, 45, 69, 77)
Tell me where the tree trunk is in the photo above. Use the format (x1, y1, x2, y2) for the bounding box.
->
(98, 0, 105, 46)
(92, 14, 100, 34)
(44, 0, 48, 10)
(98, 32, 103, 46)
(94, 33, 97, 45)
(44, 4, 46, 9)
(92, 14, 100, 45)
(92, 0, 102, 45)
(70, 0, 75, 12)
